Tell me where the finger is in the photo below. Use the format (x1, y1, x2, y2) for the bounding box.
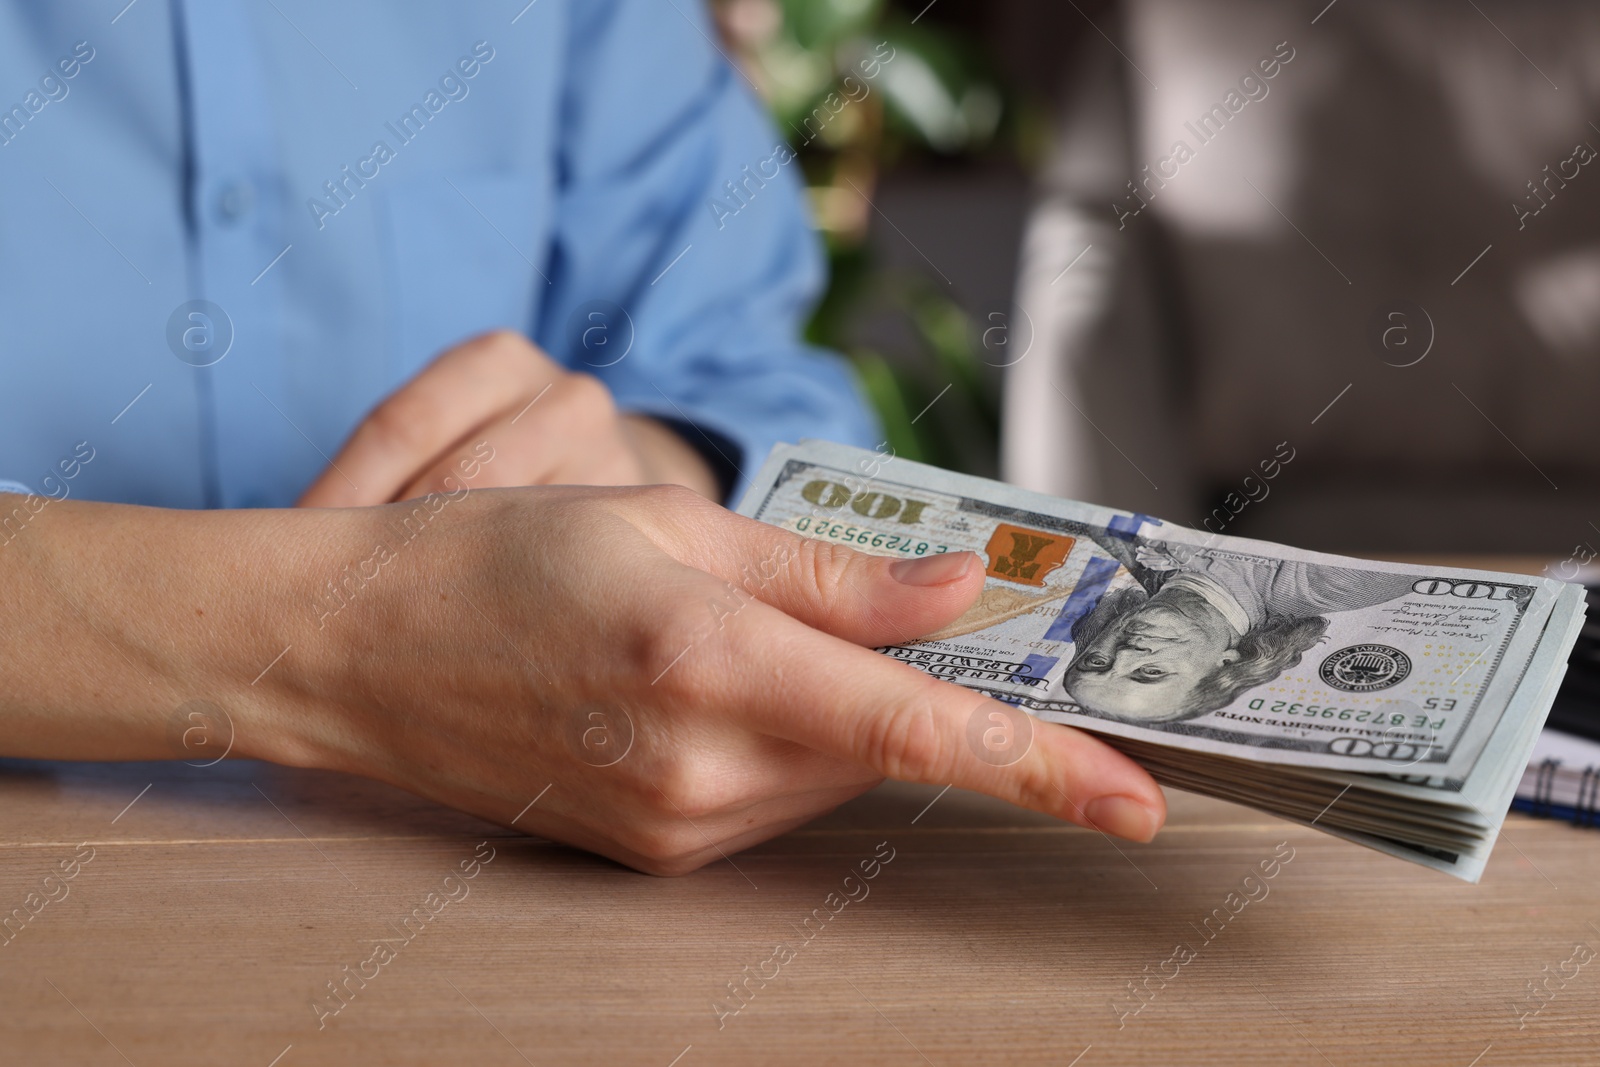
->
(693, 602, 1166, 842)
(635, 496, 987, 648)
(392, 374, 629, 501)
(299, 331, 559, 508)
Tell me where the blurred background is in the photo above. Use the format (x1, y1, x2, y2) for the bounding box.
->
(712, 0, 1600, 558)
(713, 0, 1076, 481)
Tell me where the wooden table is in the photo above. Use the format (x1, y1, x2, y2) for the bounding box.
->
(4, 558, 1598, 1065)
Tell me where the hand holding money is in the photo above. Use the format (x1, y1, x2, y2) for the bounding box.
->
(248, 484, 1169, 872)
(738, 442, 1589, 881)
(0, 482, 1168, 878)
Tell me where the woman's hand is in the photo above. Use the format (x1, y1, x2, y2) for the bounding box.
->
(260, 485, 1166, 874)
(297, 330, 720, 506)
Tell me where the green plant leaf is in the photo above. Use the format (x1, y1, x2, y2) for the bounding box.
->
(849, 349, 924, 463)
(779, 0, 885, 51)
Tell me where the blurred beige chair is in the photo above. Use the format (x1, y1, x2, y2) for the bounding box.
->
(1005, 0, 1600, 554)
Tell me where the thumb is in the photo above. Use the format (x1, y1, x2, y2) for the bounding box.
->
(647, 499, 986, 647)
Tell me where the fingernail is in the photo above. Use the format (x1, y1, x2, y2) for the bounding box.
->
(889, 551, 974, 587)
(1083, 795, 1162, 843)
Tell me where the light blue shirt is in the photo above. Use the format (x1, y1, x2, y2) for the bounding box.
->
(0, 0, 876, 508)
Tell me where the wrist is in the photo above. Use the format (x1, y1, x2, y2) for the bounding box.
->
(245, 490, 502, 776)
(233, 501, 424, 771)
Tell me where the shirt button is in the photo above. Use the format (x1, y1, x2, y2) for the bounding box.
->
(216, 181, 256, 223)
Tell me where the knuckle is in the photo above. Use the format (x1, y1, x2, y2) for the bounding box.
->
(634, 595, 724, 699)
(859, 688, 956, 783)
(622, 821, 708, 868)
(460, 329, 543, 382)
(1012, 760, 1061, 813)
(643, 481, 707, 512)
(792, 536, 861, 608)
(650, 766, 724, 821)
(556, 371, 617, 420)
(652, 857, 711, 877)
(635, 847, 712, 877)
(365, 397, 432, 453)
(467, 328, 529, 358)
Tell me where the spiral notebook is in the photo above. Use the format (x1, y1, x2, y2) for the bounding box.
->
(1514, 729, 1600, 825)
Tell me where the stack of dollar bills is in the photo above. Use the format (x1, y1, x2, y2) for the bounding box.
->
(738, 442, 1589, 882)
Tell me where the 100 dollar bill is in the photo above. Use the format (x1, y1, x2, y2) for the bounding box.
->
(737, 441, 1569, 781)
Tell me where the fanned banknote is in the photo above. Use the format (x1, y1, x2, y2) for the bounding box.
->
(737, 441, 1589, 882)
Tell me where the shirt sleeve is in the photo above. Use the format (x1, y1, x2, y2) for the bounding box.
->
(532, 0, 881, 503)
